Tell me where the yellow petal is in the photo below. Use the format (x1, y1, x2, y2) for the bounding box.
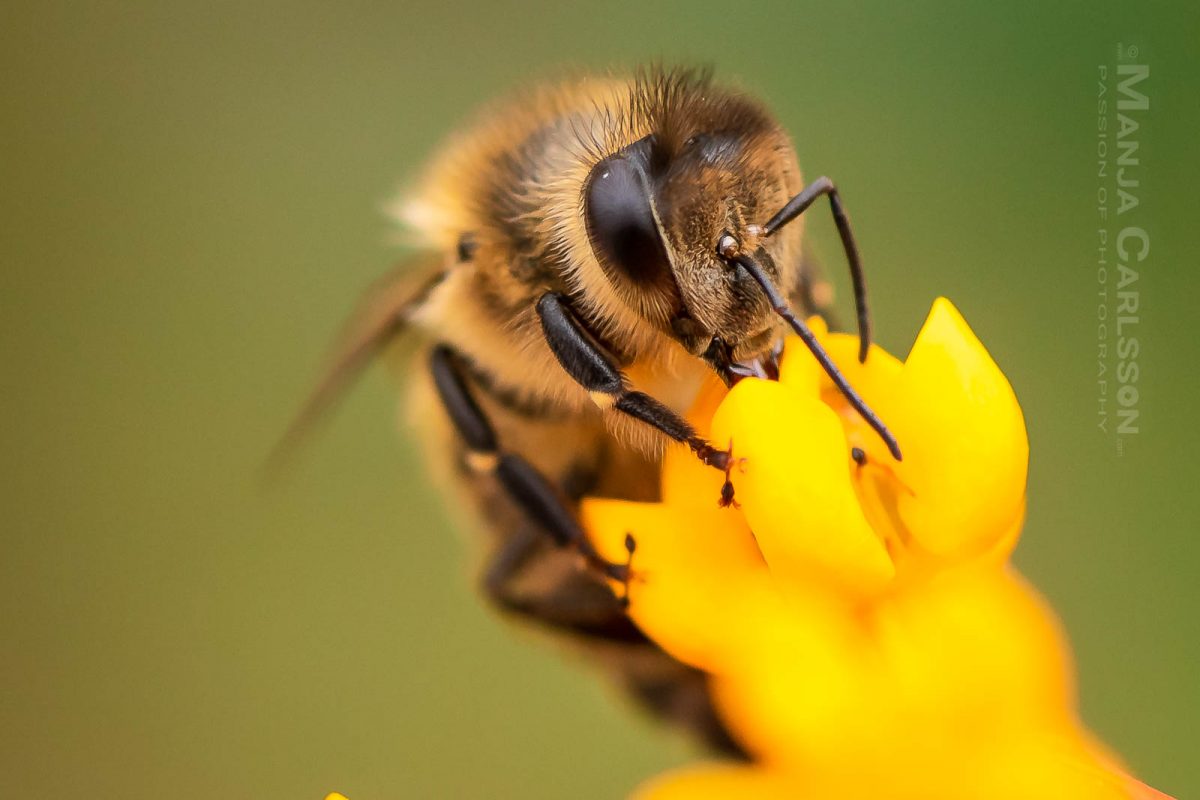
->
(580, 497, 770, 671)
(707, 604, 873, 768)
(660, 376, 728, 512)
(792, 322, 907, 426)
(811, 299, 1027, 562)
(874, 569, 1076, 740)
(891, 299, 1028, 558)
(709, 378, 895, 597)
(573, 297, 1166, 800)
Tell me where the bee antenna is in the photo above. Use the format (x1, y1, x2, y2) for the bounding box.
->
(762, 177, 871, 363)
(732, 253, 902, 461)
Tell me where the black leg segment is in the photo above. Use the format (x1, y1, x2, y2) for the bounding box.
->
(428, 344, 626, 580)
(481, 525, 644, 641)
(430, 344, 498, 454)
(536, 293, 729, 471)
(534, 294, 624, 395)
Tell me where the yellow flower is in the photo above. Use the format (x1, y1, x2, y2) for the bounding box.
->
(583, 299, 1172, 800)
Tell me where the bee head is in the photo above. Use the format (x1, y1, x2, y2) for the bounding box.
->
(583, 122, 801, 361)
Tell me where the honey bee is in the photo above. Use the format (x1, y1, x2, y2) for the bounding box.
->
(285, 66, 899, 756)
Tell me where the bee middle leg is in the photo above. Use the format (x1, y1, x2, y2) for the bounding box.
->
(536, 293, 729, 471)
(429, 344, 630, 586)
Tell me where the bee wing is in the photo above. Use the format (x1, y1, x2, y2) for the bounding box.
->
(265, 255, 448, 477)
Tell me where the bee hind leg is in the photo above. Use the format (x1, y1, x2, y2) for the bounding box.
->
(482, 526, 749, 759)
(429, 344, 630, 584)
(481, 526, 644, 642)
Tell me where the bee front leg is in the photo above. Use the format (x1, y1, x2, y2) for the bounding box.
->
(429, 344, 631, 586)
(535, 293, 729, 471)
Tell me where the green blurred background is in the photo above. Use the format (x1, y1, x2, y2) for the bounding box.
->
(3, 1, 1197, 797)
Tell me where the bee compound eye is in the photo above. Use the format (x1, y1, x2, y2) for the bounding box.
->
(584, 155, 672, 284)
